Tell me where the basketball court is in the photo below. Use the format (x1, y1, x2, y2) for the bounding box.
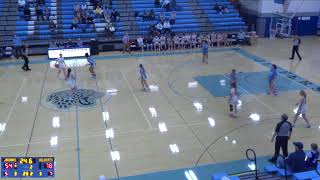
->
(0, 37, 320, 179)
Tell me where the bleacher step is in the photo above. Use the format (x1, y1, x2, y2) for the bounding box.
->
(238, 172, 281, 180)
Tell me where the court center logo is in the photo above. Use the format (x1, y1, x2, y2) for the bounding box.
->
(46, 89, 105, 110)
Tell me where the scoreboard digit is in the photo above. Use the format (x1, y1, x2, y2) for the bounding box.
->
(1, 157, 54, 178)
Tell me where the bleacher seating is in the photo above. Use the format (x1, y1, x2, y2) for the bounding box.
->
(131, 0, 202, 35)
(198, 0, 246, 32)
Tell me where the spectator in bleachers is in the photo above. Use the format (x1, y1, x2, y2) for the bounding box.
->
(36, 0, 44, 6)
(222, 5, 229, 14)
(213, 3, 222, 14)
(237, 30, 247, 45)
(169, 11, 176, 25)
(149, 23, 156, 36)
(149, 9, 155, 20)
(162, 0, 171, 11)
(163, 20, 171, 34)
(137, 36, 144, 52)
(142, 10, 148, 21)
(24, 5, 31, 21)
(111, 9, 119, 22)
(49, 20, 56, 34)
(153, 36, 160, 51)
(71, 17, 79, 30)
(95, 5, 104, 19)
(154, 0, 160, 7)
(159, 11, 165, 22)
(36, 4, 45, 21)
(74, 3, 81, 12)
(13, 35, 23, 59)
(145, 37, 153, 51)
(45, 7, 50, 20)
(277, 142, 306, 173)
(105, 22, 115, 38)
(171, 0, 176, 10)
(18, 0, 26, 11)
(156, 21, 163, 34)
(122, 33, 130, 54)
(305, 143, 319, 169)
(81, 3, 87, 10)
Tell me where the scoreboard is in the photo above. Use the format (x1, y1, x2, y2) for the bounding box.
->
(1, 157, 54, 178)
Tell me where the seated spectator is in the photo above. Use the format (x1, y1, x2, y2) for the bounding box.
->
(156, 21, 163, 34)
(149, 9, 155, 20)
(45, 7, 50, 20)
(24, 6, 31, 21)
(163, 20, 171, 34)
(142, 10, 148, 21)
(111, 9, 119, 22)
(305, 143, 319, 169)
(105, 22, 115, 38)
(158, 11, 165, 22)
(74, 3, 81, 12)
(237, 30, 249, 45)
(171, 0, 176, 10)
(154, 0, 160, 7)
(213, 3, 222, 14)
(170, 11, 176, 25)
(95, 5, 103, 19)
(36, 5, 44, 21)
(81, 3, 87, 10)
(162, 0, 171, 11)
(49, 20, 56, 34)
(277, 142, 306, 173)
(104, 11, 111, 23)
(137, 36, 144, 52)
(71, 17, 79, 29)
(18, 0, 25, 10)
(145, 36, 153, 51)
(223, 6, 229, 14)
(149, 23, 156, 36)
(77, 38, 83, 47)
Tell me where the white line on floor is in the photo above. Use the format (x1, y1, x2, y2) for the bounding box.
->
(1, 78, 26, 136)
(121, 71, 153, 129)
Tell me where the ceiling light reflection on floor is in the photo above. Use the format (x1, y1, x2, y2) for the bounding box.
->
(249, 113, 260, 121)
(169, 144, 179, 154)
(232, 140, 237, 144)
(102, 112, 110, 122)
(193, 102, 203, 112)
(158, 122, 167, 133)
(52, 116, 60, 128)
(225, 136, 229, 141)
(149, 85, 159, 92)
(184, 170, 198, 180)
(110, 151, 120, 161)
(149, 107, 157, 117)
(0, 123, 6, 132)
(188, 81, 198, 88)
(21, 96, 28, 103)
(208, 117, 216, 127)
(105, 128, 114, 139)
(106, 89, 118, 96)
(50, 136, 58, 147)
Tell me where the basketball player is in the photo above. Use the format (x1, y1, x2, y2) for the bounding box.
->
(202, 40, 208, 64)
(139, 64, 150, 92)
(293, 90, 311, 128)
(267, 64, 278, 96)
(85, 53, 96, 79)
(66, 68, 77, 99)
(56, 53, 67, 80)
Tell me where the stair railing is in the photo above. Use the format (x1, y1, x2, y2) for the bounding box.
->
(275, 155, 288, 180)
(315, 160, 320, 175)
(245, 149, 258, 180)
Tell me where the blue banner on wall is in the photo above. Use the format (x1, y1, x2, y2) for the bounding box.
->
(274, 0, 284, 4)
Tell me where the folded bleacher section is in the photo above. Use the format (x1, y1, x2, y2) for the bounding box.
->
(198, 0, 246, 32)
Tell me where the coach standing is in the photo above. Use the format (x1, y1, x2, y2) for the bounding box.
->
(289, 35, 302, 61)
(269, 113, 292, 163)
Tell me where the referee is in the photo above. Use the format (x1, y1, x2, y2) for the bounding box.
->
(289, 35, 302, 61)
(269, 113, 292, 163)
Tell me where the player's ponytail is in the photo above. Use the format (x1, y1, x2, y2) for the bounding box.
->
(67, 68, 71, 78)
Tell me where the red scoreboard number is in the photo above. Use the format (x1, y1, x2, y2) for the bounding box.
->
(44, 163, 53, 169)
(3, 162, 17, 169)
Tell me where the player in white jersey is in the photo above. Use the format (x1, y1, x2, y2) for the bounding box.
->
(66, 68, 77, 99)
(55, 53, 67, 80)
